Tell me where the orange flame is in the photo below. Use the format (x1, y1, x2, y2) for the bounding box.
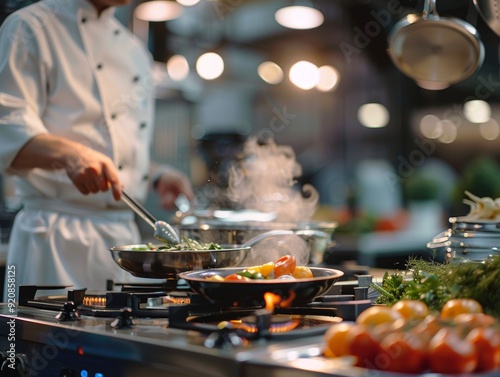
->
(263, 290, 296, 311)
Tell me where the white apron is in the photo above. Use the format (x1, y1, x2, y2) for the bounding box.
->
(4, 199, 160, 298)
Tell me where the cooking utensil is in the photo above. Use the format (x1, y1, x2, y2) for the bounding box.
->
(388, 0, 484, 86)
(109, 229, 315, 279)
(474, 0, 500, 37)
(178, 267, 344, 307)
(109, 245, 251, 279)
(177, 220, 337, 265)
(121, 189, 180, 244)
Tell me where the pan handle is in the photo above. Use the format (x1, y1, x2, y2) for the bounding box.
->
(423, 0, 438, 18)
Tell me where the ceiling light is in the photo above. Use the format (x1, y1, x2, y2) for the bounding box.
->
(357, 103, 389, 128)
(166, 55, 189, 81)
(176, 0, 200, 6)
(196, 52, 224, 80)
(275, 3, 324, 30)
(289, 61, 319, 90)
(316, 65, 339, 92)
(134, 1, 183, 22)
(464, 100, 491, 123)
(258, 61, 283, 84)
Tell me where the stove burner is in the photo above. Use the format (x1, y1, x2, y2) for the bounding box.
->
(168, 305, 342, 341)
(83, 294, 107, 308)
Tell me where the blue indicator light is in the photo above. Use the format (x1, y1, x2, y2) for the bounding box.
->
(80, 371, 88, 377)
(95, 373, 104, 377)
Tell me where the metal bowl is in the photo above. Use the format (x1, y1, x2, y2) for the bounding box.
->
(176, 220, 337, 266)
(109, 244, 250, 279)
(178, 266, 344, 307)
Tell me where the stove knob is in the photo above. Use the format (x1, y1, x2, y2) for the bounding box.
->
(0, 353, 29, 377)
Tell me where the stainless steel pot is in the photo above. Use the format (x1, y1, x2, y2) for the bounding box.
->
(177, 220, 337, 266)
(388, 0, 484, 87)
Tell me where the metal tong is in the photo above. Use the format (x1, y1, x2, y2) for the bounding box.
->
(121, 189, 180, 245)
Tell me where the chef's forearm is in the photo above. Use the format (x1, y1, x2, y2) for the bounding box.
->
(9, 133, 89, 171)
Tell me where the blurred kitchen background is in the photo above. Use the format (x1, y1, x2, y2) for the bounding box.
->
(2, 0, 500, 271)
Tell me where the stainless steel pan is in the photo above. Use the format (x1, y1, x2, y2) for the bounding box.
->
(109, 229, 317, 279)
(109, 245, 250, 279)
(388, 0, 484, 87)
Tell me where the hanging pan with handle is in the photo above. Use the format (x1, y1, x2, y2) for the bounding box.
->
(388, 0, 485, 88)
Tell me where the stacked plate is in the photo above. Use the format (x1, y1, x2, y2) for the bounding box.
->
(427, 217, 500, 263)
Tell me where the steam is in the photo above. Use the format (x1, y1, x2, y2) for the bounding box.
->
(227, 137, 319, 223)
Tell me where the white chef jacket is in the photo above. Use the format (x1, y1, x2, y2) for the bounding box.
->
(0, 0, 161, 297)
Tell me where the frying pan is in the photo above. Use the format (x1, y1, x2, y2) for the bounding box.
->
(109, 230, 314, 279)
(474, 0, 500, 37)
(109, 245, 250, 279)
(388, 0, 484, 86)
(178, 267, 344, 307)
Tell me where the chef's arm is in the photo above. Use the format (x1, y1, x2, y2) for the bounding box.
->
(150, 163, 194, 210)
(10, 134, 123, 200)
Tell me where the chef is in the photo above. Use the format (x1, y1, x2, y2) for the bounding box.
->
(0, 0, 193, 299)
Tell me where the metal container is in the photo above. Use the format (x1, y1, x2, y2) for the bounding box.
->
(427, 218, 500, 263)
(177, 220, 337, 266)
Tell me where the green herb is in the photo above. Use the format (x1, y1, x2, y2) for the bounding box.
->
(371, 256, 500, 318)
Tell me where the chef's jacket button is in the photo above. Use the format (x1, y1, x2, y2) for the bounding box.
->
(140, 122, 147, 129)
(118, 165, 123, 170)
(81, 17, 87, 23)
(97, 63, 103, 70)
(133, 75, 140, 83)
(114, 29, 120, 35)
(143, 174, 149, 181)
(111, 113, 117, 120)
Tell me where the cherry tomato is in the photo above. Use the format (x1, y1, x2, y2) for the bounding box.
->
(323, 322, 355, 358)
(347, 324, 382, 368)
(274, 255, 296, 278)
(223, 274, 250, 281)
(391, 300, 429, 321)
(466, 326, 500, 372)
(379, 331, 427, 374)
(441, 299, 483, 319)
(453, 313, 497, 329)
(356, 306, 403, 327)
(410, 314, 445, 343)
(428, 327, 478, 374)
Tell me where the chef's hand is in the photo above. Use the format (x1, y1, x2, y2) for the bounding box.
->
(65, 146, 122, 201)
(154, 167, 193, 210)
(9, 134, 122, 200)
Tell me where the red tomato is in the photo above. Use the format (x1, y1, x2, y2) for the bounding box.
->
(274, 255, 296, 278)
(428, 327, 478, 374)
(347, 324, 382, 368)
(223, 274, 250, 281)
(379, 331, 427, 374)
(466, 326, 500, 372)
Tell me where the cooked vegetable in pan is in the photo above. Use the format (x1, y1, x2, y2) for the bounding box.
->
(131, 236, 222, 251)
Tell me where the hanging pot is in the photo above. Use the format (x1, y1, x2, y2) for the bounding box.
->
(474, 0, 500, 37)
(388, 0, 485, 87)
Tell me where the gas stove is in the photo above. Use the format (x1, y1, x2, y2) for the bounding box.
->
(2, 276, 497, 377)
(0, 272, 377, 377)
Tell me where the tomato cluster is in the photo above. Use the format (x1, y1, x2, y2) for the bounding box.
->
(323, 299, 500, 374)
